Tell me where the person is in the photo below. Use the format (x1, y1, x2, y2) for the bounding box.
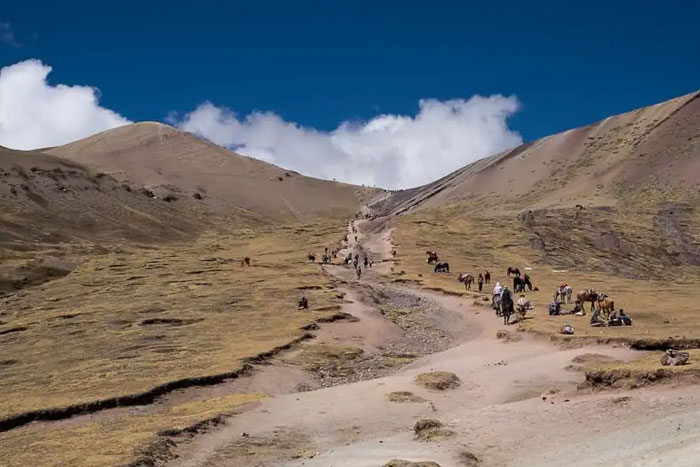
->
(392, 250, 397, 258)
(548, 300, 561, 315)
(356, 266, 362, 280)
(492, 282, 503, 308)
(363, 256, 368, 268)
(298, 296, 309, 310)
(484, 270, 491, 284)
(368, 258, 373, 268)
(523, 273, 533, 291)
(477, 273, 484, 292)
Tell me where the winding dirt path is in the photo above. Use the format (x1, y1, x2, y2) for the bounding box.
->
(166, 218, 700, 466)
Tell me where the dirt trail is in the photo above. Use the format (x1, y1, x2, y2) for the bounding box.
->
(167, 217, 700, 466)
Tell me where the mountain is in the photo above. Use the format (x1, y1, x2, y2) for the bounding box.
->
(374, 89, 700, 277)
(376, 90, 700, 215)
(0, 123, 375, 292)
(46, 122, 372, 222)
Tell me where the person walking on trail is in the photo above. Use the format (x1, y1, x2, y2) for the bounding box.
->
(356, 266, 362, 280)
(477, 273, 484, 292)
(363, 256, 368, 268)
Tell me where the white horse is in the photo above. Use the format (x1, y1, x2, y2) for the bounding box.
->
(554, 285, 573, 304)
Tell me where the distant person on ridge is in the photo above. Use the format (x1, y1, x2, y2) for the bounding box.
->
(477, 273, 484, 292)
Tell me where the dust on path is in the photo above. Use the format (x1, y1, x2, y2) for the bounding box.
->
(167, 216, 700, 467)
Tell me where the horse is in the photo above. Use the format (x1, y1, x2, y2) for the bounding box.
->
(500, 288, 515, 325)
(307, 253, 316, 263)
(593, 295, 615, 322)
(492, 294, 502, 316)
(507, 267, 520, 277)
(484, 270, 491, 284)
(426, 251, 439, 264)
(576, 288, 598, 312)
(434, 262, 450, 273)
(457, 273, 474, 290)
(554, 285, 573, 304)
(513, 275, 524, 293)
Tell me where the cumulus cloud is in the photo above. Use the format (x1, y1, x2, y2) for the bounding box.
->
(0, 22, 18, 47)
(172, 96, 522, 188)
(0, 59, 130, 150)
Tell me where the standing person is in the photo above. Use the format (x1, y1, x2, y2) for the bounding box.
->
(363, 256, 368, 268)
(484, 270, 491, 284)
(477, 273, 484, 292)
(523, 273, 533, 291)
(356, 266, 362, 280)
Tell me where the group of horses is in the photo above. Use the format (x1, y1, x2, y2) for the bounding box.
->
(426, 251, 451, 273)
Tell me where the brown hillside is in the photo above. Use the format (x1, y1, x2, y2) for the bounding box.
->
(46, 122, 373, 223)
(377, 90, 700, 214)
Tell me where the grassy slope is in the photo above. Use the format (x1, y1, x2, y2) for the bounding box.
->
(0, 221, 349, 465)
(390, 204, 700, 344)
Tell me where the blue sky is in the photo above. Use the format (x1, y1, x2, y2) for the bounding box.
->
(1, 1, 699, 187)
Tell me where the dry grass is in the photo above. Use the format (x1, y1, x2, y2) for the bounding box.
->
(0, 393, 264, 467)
(0, 220, 349, 465)
(414, 371, 461, 391)
(390, 204, 700, 345)
(387, 391, 426, 403)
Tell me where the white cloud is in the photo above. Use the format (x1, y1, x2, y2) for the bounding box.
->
(172, 96, 522, 189)
(0, 59, 130, 150)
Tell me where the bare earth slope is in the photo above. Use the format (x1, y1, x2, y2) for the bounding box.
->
(377, 90, 700, 214)
(46, 122, 372, 223)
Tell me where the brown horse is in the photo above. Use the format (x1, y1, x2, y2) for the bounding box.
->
(594, 296, 615, 321)
(307, 252, 317, 262)
(458, 273, 474, 290)
(576, 288, 598, 312)
(507, 267, 520, 277)
(426, 251, 439, 264)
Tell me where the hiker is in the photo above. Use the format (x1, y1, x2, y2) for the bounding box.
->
(523, 273, 533, 291)
(298, 296, 309, 310)
(392, 250, 397, 258)
(356, 266, 362, 280)
(484, 270, 491, 284)
(363, 256, 368, 268)
(368, 258, 373, 268)
(548, 300, 561, 316)
(477, 273, 484, 292)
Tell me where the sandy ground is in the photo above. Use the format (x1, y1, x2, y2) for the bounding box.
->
(165, 218, 700, 466)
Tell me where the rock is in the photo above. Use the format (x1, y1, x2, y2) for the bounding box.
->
(413, 419, 454, 441)
(660, 349, 689, 366)
(415, 371, 461, 390)
(459, 450, 481, 466)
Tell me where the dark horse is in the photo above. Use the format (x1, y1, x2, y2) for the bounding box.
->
(507, 267, 520, 277)
(512, 275, 524, 293)
(500, 288, 514, 325)
(434, 262, 450, 273)
(426, 251, 439, 264)
(307, 253, 316, 262)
